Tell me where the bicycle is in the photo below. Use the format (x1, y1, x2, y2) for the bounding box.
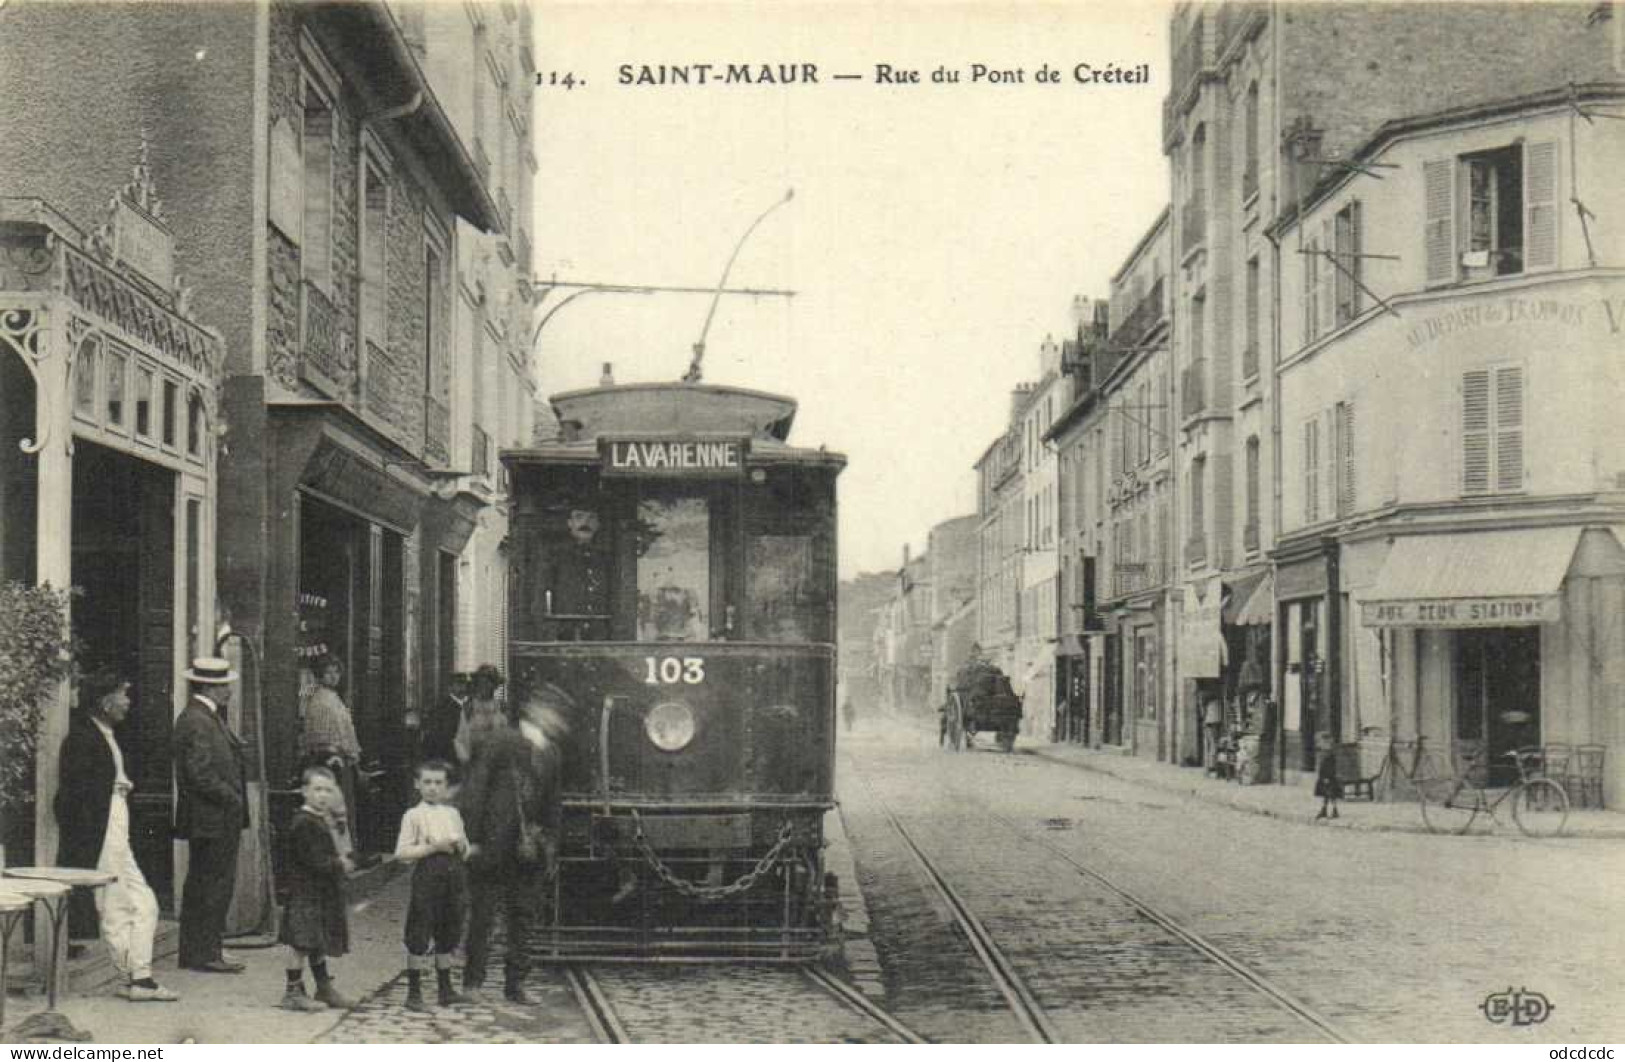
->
(1415, 745, 1570, 837)
(1349, 728, 1449, 800)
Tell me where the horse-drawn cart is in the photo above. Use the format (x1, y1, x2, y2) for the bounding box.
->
(943, 665, 1023, 753)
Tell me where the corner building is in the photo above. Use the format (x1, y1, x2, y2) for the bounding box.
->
(1275, 83, 1625, 803)
(1164, 0, 1621, 779)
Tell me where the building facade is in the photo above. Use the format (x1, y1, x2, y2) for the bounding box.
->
(1015, 344, 1070, 740)
(0, 1, 522, 924)
(975, 414, 1026, 683)
(1275, 84, 1625, 802)
(927, 514, 980, 706)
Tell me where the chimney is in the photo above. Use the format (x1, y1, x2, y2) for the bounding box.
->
(1283, 114, 1326, 209)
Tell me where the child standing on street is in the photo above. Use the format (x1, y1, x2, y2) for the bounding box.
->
(278, 765, 355, 1011)
(1314, 730, 1343, 821)
(395, 759, 472, 1012)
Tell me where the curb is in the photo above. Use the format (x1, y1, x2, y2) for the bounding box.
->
(1030, 747, 1625, 840)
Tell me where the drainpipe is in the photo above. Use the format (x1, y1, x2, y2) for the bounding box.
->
(1267, 0, 1286, 783)
(366, 90, 425, 128)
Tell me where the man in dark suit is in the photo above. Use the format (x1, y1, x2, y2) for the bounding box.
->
(422, 670, 471, 767)
(172, 656, 248, 973)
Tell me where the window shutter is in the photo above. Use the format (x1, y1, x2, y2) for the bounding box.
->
(1319, 218, 1337, 337)
(1348, 199, 1363, 317)
(1303, 418, 1319, 522)
(1462, 369, 1491, 494)
(1494, 366, 1524, 491)
(1424, 157, 1455, 286)
(1523, 141, 1559, 271)
(1322, 407, 1337, 520)
(1337, 402, 1356, 517)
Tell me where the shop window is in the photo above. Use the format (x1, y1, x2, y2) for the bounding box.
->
(1424, 141, 1557, 286)
(1462, 366, 1524, 495)
(162, 379, 178, 448)
(134, 366, 154, 438)
(105, 347, 127, 428)
(74, 337, 98, 418)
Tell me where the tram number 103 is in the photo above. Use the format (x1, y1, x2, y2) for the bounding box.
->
(643, 656, 705, 686)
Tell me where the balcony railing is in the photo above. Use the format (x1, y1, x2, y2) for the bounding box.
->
(1108, 277, 1165, 354)
(300, 281, 346, 398)
(423, 394, 450, 467)
(472, 423, 491, 478)
(1181, 358, 1207, 420)
(1109, 560, 1167, 599)
(1181, 201, 1206, 254)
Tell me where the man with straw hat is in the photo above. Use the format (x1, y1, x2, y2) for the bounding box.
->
(173, 656, 248, 973)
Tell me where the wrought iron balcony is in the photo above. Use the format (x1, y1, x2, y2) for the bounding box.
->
(300, 281, 347, 398)
(1108, 277, 1165, 355)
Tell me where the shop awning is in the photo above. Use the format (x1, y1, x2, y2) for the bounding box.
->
(1361, 527, 1583, 628)
(1223, 569, 1273, 627)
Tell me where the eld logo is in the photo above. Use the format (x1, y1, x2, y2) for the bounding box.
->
(1479, 986, 1554, 1026)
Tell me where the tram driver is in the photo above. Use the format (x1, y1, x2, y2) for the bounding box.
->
(540, 506, 611, 641)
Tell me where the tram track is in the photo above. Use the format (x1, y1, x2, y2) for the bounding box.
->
(843, 750, 1352, 1044)
(848, 759, 1061, 1042)
(982, 807, 1349, 1043)
(562, 962, 924, 1043)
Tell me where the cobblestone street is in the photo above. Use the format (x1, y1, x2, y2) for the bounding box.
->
(838, 722, 1625, 1043)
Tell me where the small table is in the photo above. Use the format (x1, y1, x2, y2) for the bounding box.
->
(4, 867, 116, 1041)
(0, 890, 32, 1033)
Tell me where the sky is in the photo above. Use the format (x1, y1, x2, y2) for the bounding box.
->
(529, 1, 1173, 577)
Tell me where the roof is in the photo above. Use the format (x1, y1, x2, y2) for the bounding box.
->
(309, 3, 500, 233)
(1270, 82, 1624, 239)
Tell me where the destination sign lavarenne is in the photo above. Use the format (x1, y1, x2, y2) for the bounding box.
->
(603, 438, 747, 476)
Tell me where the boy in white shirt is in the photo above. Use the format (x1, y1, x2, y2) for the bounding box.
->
(394, 759, 471, 1012)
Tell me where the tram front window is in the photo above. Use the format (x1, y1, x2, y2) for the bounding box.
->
(634, 496, 710, 641)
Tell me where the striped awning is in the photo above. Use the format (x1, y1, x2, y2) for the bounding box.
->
(1361, 527, 1582, 627)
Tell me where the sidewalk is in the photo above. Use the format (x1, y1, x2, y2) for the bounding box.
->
(1030, 741, 1625, 839)
(3, 860, 413, 1044)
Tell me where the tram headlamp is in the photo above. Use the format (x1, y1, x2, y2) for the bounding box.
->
(645, 701, 697, 752)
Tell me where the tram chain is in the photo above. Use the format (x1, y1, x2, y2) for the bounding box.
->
(629, 811, 795, 901)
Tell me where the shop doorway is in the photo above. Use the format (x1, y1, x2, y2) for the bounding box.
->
(71, 441, 176, 908)
(0, 349, 37, 584)
(1102, 633, 1122, 745)
(297, 495, 406, 853)
(1456, 627, 1541, 784)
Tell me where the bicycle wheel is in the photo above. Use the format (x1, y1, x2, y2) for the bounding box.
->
(1511, 778, 1570, 838)
(1417, 776, 1479, 834)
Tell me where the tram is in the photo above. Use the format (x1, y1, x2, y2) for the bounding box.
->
(503, 381, 845, 960)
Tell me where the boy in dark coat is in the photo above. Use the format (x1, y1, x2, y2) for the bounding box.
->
(278, 765, 355, 1011)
